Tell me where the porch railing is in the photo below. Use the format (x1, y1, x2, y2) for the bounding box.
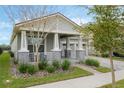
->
(29, 52, 46, 62)
(29, 51, 77, 62)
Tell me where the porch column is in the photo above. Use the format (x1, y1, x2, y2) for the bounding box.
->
(52, 33, 61, 51)
(66, 37, 71, 58)
(78, 35, 83, 50)
(66, 37, 71, 50)
(86, 40, 89, 56)
(51, 33, 61, 60)
(19, 31, 28, 52)
(76, 35, 85, 61)
(18, 31, 29, 64)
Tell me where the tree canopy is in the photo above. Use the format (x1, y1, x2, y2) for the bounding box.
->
(86, 6, 124, 53)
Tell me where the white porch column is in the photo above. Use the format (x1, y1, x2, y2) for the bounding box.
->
(50, 33, 61, 60)
(76, 35, 85, 61)
(86, 41, 89, 56)
(52, 33, 61, 51)
(19, 31, 29, 52)
(66, 37, 71, 50)
(78, 35, 83, 50)
(18, 30, 29, 63)
(74, 43, 77, 50)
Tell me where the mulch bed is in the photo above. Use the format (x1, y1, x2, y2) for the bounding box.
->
(10, 59, 72, 79)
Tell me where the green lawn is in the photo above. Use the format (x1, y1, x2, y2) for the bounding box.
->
(112, 56, 124, 62)
(0, 52, 92, 88)
(101, 79, 124, 88)
(95, 66, 111, 73)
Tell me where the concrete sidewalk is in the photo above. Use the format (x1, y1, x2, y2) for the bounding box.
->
(30, 70, 124, 88)
(74, 64, 102, 75)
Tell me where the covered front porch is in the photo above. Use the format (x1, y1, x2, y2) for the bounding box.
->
(17, 30, 86, 63)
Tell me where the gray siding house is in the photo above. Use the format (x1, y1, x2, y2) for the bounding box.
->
(10, 12, 86, 63)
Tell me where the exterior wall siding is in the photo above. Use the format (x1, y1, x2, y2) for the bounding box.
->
(58, 16, 77, 34)
(17, 33, 21, 50)
(11, 35, 18, 60)
(11, 35, 18, 52)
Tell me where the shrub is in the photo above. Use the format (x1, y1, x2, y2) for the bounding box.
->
(27, 65, 37, 75)
(79, 60, 84, 64)
(38, 60, 48, 70)
(101, 52, 109, 57)
(0, 48, 3, 55)
(14, 60, 18, 65)
(18, 64, 28, 73)
(85, 58, 100, 67)
(46, 65, 55, 73)
(113, 51, 124, 57)
(61, 59, 71, 70)
(52, 60, 60, 69)
(9, 51, 14, 58)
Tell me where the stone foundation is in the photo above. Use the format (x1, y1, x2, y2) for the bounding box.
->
(46, 51, 61, 61)
(65, 50, 71, 58)
(18, 52, 29, 64)
(76, 50, 86, 61)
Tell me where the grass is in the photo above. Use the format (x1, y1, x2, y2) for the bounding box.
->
(112, 56, 124, 62)
(101, 79, 124, 88)
(95, 66, 111, 73)
(0, 52, 92, 88)
(0, 52, 12, 87)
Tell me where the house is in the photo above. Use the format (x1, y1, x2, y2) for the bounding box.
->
(10, 12, 86, 63)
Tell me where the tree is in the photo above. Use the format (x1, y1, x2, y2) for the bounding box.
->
(2, 6, 59, 64)
(0, 47, 3, 55)
(0, 44, 11, 50)
(83, 6, 124, 87)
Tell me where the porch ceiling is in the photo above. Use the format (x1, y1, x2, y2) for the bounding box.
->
(60, 34, 79, 38)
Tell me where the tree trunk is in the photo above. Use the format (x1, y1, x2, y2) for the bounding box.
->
(35, 44, 39, 68)
(109, 50, 116, 88)
(36, 45, 39, 64)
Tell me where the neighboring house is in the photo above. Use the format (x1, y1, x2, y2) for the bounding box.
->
(10, 12, 86, 63)
(86, 38, 95, 55)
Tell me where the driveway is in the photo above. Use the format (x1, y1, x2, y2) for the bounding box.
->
(87, 56, 124, 70)
(30, 69, 124, 88)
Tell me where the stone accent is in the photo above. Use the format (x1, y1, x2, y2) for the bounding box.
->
(65, 50, 71, 58)
(46, 51, 61, 61)
(70, 51, 76, 59)
(18, 52, 29, 64)
(76, 50, 85, 61)
(46, 52, 53, 61)
(52, 51, 61, 60)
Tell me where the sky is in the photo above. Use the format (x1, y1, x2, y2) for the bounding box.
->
(0, 5, 93, 45)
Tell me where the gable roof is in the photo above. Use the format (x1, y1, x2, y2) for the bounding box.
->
(15, 12, 80, 27)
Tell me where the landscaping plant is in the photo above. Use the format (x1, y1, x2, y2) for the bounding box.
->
(46, 65, 55, 73)
(9, 51, 14, 58)
(13, 60, 18, 65)
(38, 60, 48, 70)
(27, 65, 37, 75)
(18, 64, 28, 73)
(85, 58, 100, 67)
(61, 59, 71, 70)
(52, 60, 60, 69)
